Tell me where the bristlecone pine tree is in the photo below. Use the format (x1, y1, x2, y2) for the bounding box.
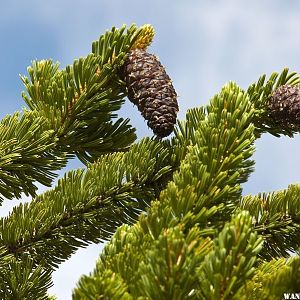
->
(0, 24, 299, 299)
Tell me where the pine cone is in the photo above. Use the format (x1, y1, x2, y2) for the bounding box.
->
(268, 84, 300, 129)
(122, 49, 178, 137)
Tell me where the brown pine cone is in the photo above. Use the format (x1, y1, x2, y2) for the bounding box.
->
(268, 84, 300, 129)
(122, 49, 178, 137)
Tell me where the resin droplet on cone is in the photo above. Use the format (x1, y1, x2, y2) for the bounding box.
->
(122, 49, 179, 137)
(268, 84, 300, 129)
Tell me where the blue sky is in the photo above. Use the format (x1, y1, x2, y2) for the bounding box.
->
(1, 0, 300, 298)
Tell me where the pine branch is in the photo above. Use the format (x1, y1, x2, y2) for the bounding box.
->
(134, 226, 211, 299)
(169, 82, 256, 229)
(0, 256, 52, 300)
(71, 63, 300, 298)
(20, 24, 150, 165)
(196, 211, 263, 300)
(0, 24, 152, 200)
(0, 110, 67, 201)
(0, 138, 174, 269)
(239, 184, 300, 259)
(73, 269, 132, 300)
(247, 68, 300, 137)
(73, 222, 212, 299)
(234, 257, 300, 299)
(73, 82, 258, 298)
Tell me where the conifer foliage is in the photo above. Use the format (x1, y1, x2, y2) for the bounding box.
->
(0, 24, 299, 299)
